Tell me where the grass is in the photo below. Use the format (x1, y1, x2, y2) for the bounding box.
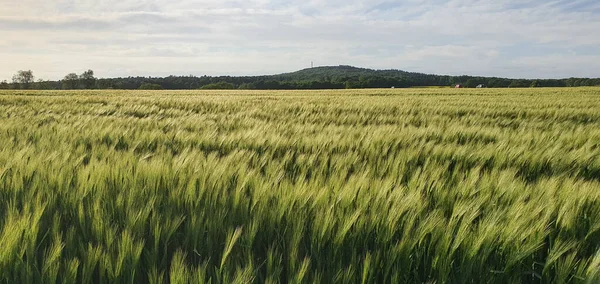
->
(0, 88, 600, 283)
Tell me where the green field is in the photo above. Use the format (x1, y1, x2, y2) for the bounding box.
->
(1, 88, 600, 283)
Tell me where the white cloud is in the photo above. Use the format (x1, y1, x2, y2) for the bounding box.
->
(0, 0, 599, 80)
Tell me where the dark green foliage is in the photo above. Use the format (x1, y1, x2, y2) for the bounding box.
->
(11, 70, 34, 89)
(200, 81, 235, 90)
(79, 70, 96, 89)
(139, 83, 164, 90)
(63, 73, 79, 90)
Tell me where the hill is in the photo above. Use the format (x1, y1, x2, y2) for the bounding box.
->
(272, 65, 447, 88)
(275, 65, 409, 80)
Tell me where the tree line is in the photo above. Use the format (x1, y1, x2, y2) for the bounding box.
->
(2, 69, 98, 90)
(2, 66, 600, 90)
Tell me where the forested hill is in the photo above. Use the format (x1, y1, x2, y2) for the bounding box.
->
(275, 65, 413, 80)
(4, 65, 600, 90)
(271, 65, 599, 88)
(270, 65, 453, 88)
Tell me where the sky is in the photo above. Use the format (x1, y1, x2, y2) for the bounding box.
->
(1, 0, 599, 80)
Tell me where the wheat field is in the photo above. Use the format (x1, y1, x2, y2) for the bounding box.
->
(1, 88, 600, 283)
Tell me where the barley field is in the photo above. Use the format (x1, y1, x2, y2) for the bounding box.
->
(1, 88, 600, 283)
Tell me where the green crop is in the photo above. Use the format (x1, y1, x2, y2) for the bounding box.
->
(0, 88, 599, 283)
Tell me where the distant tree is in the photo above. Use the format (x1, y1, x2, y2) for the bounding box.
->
(12, 70, 34, 89)
(0, 80, 8, 89)
(200, 81, 235, 90)
(345, 80, 359, 89)
(79, 69, 96, 89)
(465, 78, 478, 88)
(34, 79, 44, 90)
(63, 73, 79, 89)
(34, 79, 56, 90)
(508, 80, 528, 88)
(238, 83, 255, 89)
(138, 83, 163, 90)
(530, 80, 539, 88)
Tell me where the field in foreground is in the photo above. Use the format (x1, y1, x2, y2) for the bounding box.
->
(1, 88, 600, 283)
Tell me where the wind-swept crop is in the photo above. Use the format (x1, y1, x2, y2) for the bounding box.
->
(0, 88, 599, 283)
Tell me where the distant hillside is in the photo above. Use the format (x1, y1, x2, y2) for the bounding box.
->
(272, 65, 442, 86)
(269, 65, 598, 89)
(3, 65, 600, 90)
(274, 65, 410, 80)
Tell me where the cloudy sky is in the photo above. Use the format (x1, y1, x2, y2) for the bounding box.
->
(1, 0, 599, 80)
